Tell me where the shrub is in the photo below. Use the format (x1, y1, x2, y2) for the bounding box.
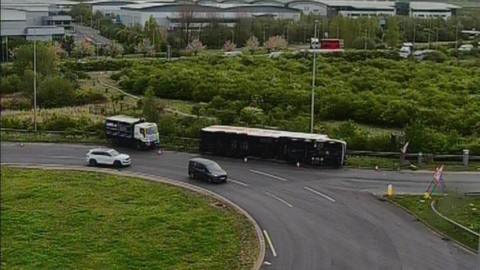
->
(0, 96, 31, 111)
(61, 59, 133, 72)
(0, 116, 31, 129)
(38, 77, 76, 108)
(75, 89, 108, 105)
(0, 75, 21, 95)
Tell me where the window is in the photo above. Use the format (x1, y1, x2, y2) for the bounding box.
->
(108, 150, 119, 156)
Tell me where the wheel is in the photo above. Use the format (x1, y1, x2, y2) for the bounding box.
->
(89, 159, 97, 166)
(114, 160, 122, 168)
(188, 171, 194, 179)
(136, 141, 142, 150)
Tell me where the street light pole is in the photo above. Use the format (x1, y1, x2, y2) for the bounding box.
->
(310, 20, 318, 133)
(33, 38, 37, 132)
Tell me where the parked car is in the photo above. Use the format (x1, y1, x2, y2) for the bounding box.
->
(188, 158, 227, 183)
(86, 148, 131, 167)
(458, 44, 474, 52)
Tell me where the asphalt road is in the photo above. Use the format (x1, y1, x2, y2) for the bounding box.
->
(1, 142, 478, 270)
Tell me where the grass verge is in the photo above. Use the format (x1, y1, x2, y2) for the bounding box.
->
(0, 131, 106, 144)
(347, 156, 480, 172)
(391, 195, 479, 251)
(1, 167, 258, 269)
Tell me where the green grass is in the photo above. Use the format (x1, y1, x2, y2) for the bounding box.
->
(347, 156, 400, 170)
(392, 195, 480, 251)
(0, 131, 106, 144)
(159, 98, 195, 115)
(1, 167, 258, 269)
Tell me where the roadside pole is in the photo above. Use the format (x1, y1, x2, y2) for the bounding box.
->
(33, 38, 38, 132)
(310, 20, 318, 133)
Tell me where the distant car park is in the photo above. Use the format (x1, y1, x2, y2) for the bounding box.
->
(86, 148, 131, 167)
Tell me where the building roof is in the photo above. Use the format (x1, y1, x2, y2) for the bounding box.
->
(410, 1, 459, 11)
(44, 15, 72, 21)
(202, 125, 346, 144)
(121, 2, 175, 9)
(318, 0, 394, 10)
(106, 115, 142, 124)
(250, 0, 284, 6)
(1, 0, 77, 5)
(86, 0, 139, 6)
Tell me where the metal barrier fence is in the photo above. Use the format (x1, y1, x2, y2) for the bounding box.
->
(347, 150, 479, 165)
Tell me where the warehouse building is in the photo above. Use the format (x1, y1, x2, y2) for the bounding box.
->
(0, 3, 73, 41)
(118, 2, 301, 28)
(2, 0, 458, 37)
(86, 0, 460, 28)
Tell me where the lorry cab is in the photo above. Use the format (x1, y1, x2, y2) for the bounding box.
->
(310, 38, 320, 49)
(134, 122, 160, 148)
(105, 115, 160, 149)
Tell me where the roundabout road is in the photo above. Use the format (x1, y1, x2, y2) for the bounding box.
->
(1, 142, 478, 270)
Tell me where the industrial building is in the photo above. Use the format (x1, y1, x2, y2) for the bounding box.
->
(85, 0, 460, 29)
(0, 0, 461, 40)
(0, 0, 75, 41)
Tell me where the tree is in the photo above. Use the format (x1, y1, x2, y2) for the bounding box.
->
(13, 43, 58, 77)
(223, 40, 236, 52)
(142, 88, 160, 123)
(385, 17, 401, 48)
(62, 36, 75, 56)
(178, 5, 195, 46)
(239, 106, 265, 125)
(264, 35, 288, 52)
(186, 39, 206, 56)
(106, 41, 124, 57)
(53, 42, 67, 58)
(19, 70, 35, 99)
(72, 41, 95, 58)
(245, 36, 259, 54)
(135, 38, 155, 57)
(0, 74, 21, 95)
(144, 16, 165, 52)
(38, 76, 76, 108)
(352, 37, 376, 50)
(69, 3, 92, 25)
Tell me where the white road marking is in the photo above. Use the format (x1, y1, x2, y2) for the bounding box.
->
(263, 230, 277, 257)
(228, 178, 249, 187)
(304, 186, 336, 203)
(250, 170, 288, 182)
(265, 192, 293, 208)
(50, 156, 82, 159)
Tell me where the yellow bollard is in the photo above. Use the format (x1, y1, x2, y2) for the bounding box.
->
(387, 184, 394, 197)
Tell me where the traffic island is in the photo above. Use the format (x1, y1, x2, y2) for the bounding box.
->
(1, 167, 263, 269)
(388, 194, 479, 252)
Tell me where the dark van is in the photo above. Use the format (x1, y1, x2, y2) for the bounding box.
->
(188, 158, 227, 183)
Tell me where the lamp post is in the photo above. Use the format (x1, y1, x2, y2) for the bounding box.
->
(310, 19, 318, 133)
(33, 38, 37, 132)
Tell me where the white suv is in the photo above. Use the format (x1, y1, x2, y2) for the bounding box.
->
(86, 148, 131, 167)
